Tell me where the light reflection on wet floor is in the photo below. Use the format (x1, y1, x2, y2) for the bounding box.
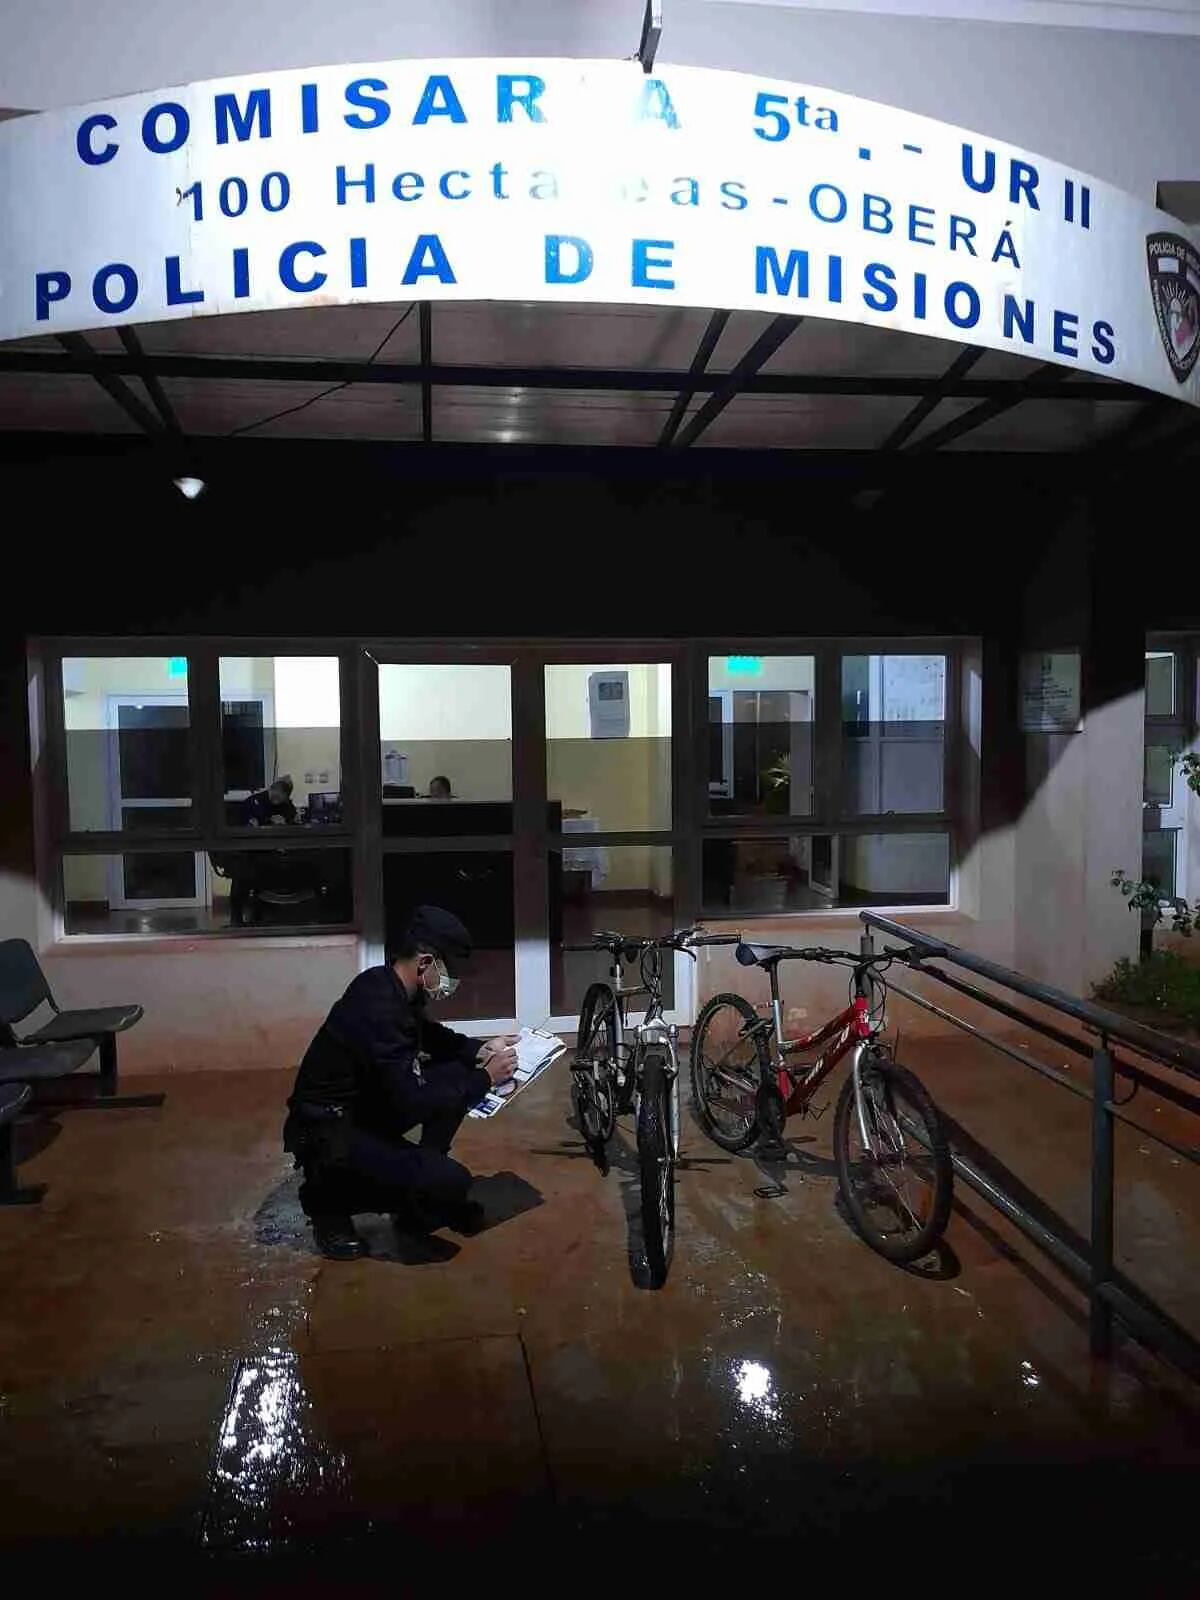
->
(1, 1057, 1199, 1576)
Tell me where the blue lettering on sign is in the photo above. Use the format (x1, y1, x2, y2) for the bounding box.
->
(944, 281, 981, 329)
(720, 181, 747, 210)
(632, 238, 675, 289)
(1053, 309, 1079, 357)
(233, 248, 251, 299)
(545, 235, 593, 284)
(141, 102, 189, 154)
(215, 88, 271, 145)
(35, 271, 71, 322)
(345, 79, 390, 130)
(497, 74, 546, 122)
(439, 170, 471, 200)
(393, 172, 424, 201)
(413, 75, 467, 125)
(638, 78, 680, 129)
(93, 263, 138, 315)
(165, 256, 204, 306)
(401, 234, 456, 284)
(1091, 321, 1116, 365)
(755, 246, 808, 298)
(279, 242, 327, 294)
(863, 195, 893, 234)
(337, 165, 376, 205)
(810, 184, 847, 223)
(909, 205, 936, 246)
(962, 144, 1040, 209)
(301, 82, 319, 133)
(1004, 296, 1035, 344)
(862, 262, 898, 313)
(77, 113, 118, 166)
(350, 237, 368, 289)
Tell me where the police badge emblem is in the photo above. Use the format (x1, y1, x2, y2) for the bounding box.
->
(1147, 231, 1200, 384)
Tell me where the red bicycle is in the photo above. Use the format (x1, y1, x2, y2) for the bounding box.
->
(690, 940, 953, 1263)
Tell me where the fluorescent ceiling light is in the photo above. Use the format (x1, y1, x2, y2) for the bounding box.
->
(173, 476, 206, 500)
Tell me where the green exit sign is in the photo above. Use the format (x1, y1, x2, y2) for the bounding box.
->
(725, 656, 762, 675)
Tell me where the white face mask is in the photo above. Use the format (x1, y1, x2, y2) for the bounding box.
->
(420, 954, 460, 1001)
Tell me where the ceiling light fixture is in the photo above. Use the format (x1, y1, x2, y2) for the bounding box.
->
(173, 475, 206, 500)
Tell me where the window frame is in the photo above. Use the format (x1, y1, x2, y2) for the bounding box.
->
(32, 633, 967, 1028)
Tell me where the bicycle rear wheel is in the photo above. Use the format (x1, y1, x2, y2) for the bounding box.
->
(572, 982, 617, 1165)
(637, 1051, 676, 1288)
(689, 992, 767, 1151)
(833, 1053, 953, 1264)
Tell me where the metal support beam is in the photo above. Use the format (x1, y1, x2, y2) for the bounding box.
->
(1090, 1043, 1116, 1359)
(658, 309, 728, 447)
(419, 303, 433, 443)
(117, 326, 182, 436)
(637, 0, 663, 72)
(672, 316, 802, 448)
(56, 332, 163, 437)
(0, 347, 1148, 404)
(908, 360, 1069, 452)
(879, 345, 983, 451)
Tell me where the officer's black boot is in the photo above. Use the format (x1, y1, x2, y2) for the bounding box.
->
(310, 1213, 368, 1261)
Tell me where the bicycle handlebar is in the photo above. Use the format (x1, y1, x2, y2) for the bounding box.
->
(563, 928, 741, 955)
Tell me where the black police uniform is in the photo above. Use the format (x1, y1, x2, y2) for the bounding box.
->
(284, 963, 492, 1222)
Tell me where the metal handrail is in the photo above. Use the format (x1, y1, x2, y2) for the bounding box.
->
(860, 911, 1200, 1377)
(862, 912, 1200, 1080)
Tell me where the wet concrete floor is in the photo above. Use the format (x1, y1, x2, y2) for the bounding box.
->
(1, 1037, 1198, 1587)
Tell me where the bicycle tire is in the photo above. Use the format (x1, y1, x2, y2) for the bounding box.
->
(833, 1054, 953, 1264)
(638, 1051, 675, 1288)
(689, 991, 768, 1152)
(574, 982, 618, 1157)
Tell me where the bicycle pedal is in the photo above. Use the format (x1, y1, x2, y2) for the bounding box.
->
(753, 1182, 788, 1200)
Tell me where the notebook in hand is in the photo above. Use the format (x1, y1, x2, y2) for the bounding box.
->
(468, 1027, 567, 1119)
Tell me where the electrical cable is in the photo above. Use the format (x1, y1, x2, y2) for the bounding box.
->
(228, 303, 418, 437)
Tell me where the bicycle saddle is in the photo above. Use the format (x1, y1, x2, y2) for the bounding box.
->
(736, 942, 790, 967)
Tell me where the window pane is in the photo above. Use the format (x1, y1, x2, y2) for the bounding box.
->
(1144, 744, 1175, 806)
(379, 664, 512, 834)
(63, 849, 351, 934)
(62, 657, 192, 832)
(553, 845, 675, 1014)
(703, 833, 950, 914)
(1142, 831, 1177, 898)
(707, 655, 814, 818)
(221, 657, 341, 827)
(545, 664, 671, 833)
(208, 847, 352, 929)
(842, 654, 946, 815)
(1145, 652, 1175, 718)
(382, 851, 514, 1021)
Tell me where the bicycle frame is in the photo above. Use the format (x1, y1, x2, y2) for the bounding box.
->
(604, 945, 681, 1158)
(755, 961, 880, 1142)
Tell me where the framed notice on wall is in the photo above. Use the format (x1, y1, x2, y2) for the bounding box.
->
(1020, 651, 1082, 733)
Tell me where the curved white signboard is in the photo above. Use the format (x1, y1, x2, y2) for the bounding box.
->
(0, 58, 1196, 405)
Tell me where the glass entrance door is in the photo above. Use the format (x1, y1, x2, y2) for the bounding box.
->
(107, 696, 204, 909)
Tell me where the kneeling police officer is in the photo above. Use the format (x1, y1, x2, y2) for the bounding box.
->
(284, 905, 516, 1260)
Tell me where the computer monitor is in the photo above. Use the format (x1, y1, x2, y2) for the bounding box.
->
(307, 791, 342, 823)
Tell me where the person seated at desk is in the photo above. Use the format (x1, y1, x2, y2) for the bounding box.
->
(283, 905, 517, 1260)
(241, 775, 297, 827)
(427, 775, 453, 800)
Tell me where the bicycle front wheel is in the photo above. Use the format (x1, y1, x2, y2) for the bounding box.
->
(833, 1054, 953, 1264)
(573, 982, 618, 1158)
(637, 1051, 676, 1288)
(690, 992, 767, 1151)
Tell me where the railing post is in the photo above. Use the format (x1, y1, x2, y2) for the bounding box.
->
(1090, 1039, 1115, 1359)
